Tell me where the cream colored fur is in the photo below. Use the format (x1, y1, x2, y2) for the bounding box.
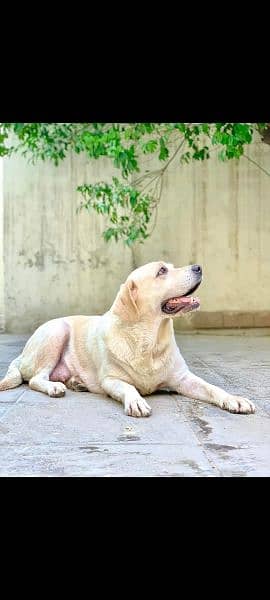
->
(0, 262, 255, 417)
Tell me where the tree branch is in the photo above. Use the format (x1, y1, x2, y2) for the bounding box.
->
(243, 154, 270, 177)
(160, 138, 186, 174)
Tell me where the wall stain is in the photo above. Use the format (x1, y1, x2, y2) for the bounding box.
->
(34, 251, 45, 271)
(229, 164, 239, 263)
(21, 251, 109, 270)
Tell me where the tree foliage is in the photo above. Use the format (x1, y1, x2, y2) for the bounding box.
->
(0, 122, 268, 245)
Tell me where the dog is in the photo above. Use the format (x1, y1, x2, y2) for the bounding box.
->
(0, 262, 255, 417)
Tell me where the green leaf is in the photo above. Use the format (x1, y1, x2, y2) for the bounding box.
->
(159, 138, 169, 161)
(103, 228, 116, 242)
(130, 190, 138, 208)
(232, 123, 252, 144)
(141, 140, 158, 154)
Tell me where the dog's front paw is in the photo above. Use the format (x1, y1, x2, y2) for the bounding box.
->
(48, 382, 66, 397)
(222, 395, 255, 414)
(124, 396, 152, 417)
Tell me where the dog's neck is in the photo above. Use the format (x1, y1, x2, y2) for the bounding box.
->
(109, 313, 174, 357)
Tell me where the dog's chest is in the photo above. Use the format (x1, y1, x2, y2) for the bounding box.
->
(106, 327, 175, 394)
(121, 350, 173, 394)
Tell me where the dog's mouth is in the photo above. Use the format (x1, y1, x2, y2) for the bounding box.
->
(161, 281, 201, 315)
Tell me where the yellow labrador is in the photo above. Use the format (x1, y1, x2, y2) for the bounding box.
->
(0, 262, 255, 416)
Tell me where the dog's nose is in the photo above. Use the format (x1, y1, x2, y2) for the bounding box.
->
(191, 264, 202, 274)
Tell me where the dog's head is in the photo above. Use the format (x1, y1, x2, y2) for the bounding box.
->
(112, 261, 202, 322)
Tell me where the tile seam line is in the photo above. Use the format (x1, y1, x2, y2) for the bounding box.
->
(171, 393, 222, 477)
(0, 389, 27, 422)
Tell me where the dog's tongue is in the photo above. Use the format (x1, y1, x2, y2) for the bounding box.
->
(166, 296, 199, 310)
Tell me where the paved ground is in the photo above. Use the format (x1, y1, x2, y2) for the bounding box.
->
(0, 332, 269, 477)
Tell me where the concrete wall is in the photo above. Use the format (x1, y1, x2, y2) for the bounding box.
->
(2, 140, 270, 333)
(0, 158, 4, 330)
(3, 155, 133, 332)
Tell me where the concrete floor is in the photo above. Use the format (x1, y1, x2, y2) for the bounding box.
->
(0, 332, 269, 477)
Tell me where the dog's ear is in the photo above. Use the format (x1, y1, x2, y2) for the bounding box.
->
(112, 280, 139, 322)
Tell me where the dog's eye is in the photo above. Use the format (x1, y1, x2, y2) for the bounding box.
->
(157, 266, 168, 277)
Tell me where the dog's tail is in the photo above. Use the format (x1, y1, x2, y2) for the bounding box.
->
(0, 355, 23, 391)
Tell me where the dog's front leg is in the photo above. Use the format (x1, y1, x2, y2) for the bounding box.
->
(169, 371, 255, 414)
(102, 377, 152, 417)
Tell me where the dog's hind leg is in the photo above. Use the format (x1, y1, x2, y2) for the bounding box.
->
(29, 367, 67, 397)
(0, 354, 23, 391)
(23, 319, 70, 398)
